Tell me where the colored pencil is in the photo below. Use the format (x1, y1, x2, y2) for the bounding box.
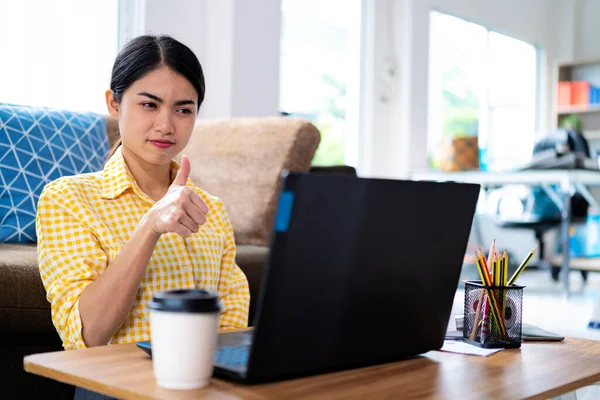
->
(503, 250, 508, 286)
(492, 254, 498, 286)
(480, 293, 489, 343)
(475, 254, 508, 338)
(508, 247, 537, 285)
(486, 239, 496, 271)
(470, 240, 495, 340)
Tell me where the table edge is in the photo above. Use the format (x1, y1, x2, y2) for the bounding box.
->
(24, 355, 154, 400)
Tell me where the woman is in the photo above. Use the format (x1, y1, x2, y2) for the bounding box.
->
(36, 35, 250, 358)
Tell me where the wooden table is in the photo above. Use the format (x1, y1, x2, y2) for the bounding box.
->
(24, 337, 600, 400)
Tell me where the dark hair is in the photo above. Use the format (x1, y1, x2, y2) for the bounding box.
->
(111, 34, 205, 108)
(107, 35, 206, 158)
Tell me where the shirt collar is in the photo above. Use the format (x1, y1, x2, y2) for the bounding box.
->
(101, 146, 186, 200)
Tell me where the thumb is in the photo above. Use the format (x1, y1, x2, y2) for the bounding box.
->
(173, 155, 190, 186)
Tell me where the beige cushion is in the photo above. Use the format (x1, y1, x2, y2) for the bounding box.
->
(185, 117, 320, 246)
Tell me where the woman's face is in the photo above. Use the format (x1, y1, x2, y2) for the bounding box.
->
(106, 66, 198, 167)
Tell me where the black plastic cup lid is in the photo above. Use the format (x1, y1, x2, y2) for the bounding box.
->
(148, 289, 222, 313)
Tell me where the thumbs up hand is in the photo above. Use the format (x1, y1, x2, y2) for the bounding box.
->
(143, 155, 209, 238)
(172, 154, 192, 186)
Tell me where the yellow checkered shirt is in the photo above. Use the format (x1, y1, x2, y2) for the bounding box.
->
(36, 148, 250, 350)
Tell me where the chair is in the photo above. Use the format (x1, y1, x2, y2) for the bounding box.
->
(495, 193, 590, 282)
(495, 216, 558, 274)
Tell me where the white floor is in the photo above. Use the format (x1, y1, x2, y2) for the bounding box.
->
(452, 268, 600, 399)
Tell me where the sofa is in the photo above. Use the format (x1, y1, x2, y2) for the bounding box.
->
(0, 110, 324, 399)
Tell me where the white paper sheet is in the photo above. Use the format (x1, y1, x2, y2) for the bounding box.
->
(439, 340, 504, 357)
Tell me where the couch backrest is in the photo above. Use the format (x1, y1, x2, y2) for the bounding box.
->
(184, 117, 321, 246)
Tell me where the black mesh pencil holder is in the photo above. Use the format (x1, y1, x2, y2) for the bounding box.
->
(463, 280, 524, 349)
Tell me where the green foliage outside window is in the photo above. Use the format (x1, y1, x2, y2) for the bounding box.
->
(312, 118, 345, 166)
(311, 74, 346, 166)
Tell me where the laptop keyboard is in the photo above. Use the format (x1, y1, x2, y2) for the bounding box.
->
(214, 344, 250, 367)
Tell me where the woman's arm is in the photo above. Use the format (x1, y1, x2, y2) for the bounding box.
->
(78, 218, 160, 347)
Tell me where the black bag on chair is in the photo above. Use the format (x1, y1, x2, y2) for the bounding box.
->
(524, 129, 590, 219)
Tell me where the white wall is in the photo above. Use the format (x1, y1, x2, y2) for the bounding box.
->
(358, 0, 429, 178)
(144, 0, 205, 57)
(431, 0, 559, 44)
(231, 0, 281, 117)
(574, 0, 600, 60)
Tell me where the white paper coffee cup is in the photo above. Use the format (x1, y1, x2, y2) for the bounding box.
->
(149, 289, 222, 390)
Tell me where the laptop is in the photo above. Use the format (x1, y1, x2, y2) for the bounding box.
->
(138, 172, 480, 383)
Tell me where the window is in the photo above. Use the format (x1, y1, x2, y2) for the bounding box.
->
(0, 0, 119, 114)
(279, 0, 361, 166)
(428, 11, 537, 172)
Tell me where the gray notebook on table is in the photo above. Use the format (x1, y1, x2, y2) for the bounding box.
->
(521, 323, 564, 341)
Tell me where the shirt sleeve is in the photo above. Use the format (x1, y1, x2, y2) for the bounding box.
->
(36, 185, 108, 350)
(215, 200, 250, 330)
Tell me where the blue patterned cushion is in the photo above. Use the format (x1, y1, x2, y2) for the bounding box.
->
(0, 103, 109, 243)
